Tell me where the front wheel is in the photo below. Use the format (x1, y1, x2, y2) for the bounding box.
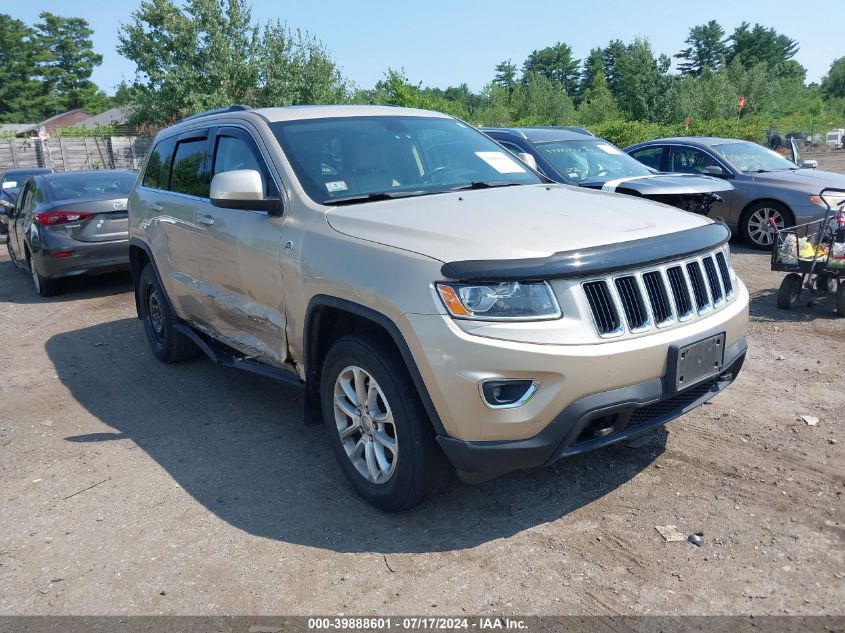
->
(777, 273, 803, 309)
(741, 202, 791, 250)
(320, 335, 451, 511)
(137, 264, 197, 363)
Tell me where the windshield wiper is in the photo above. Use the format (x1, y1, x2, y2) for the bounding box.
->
(450, 181, 525, 191)
(326, 191, 429, 206)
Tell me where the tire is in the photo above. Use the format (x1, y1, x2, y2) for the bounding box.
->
(740, 201, 792, 250)
(836, 282, 845, 318)
(28, 253, 59, 297)
(137, 264, 197, 363)
(320, 334, 451, 511)
(815, 274, 836, 294)
(777, 273, 803, 309)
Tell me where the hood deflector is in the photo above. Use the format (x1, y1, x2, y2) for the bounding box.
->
(440, 222, 731, 282)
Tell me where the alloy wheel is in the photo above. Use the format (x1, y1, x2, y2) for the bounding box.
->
(747, 207, 784, 247)
(333, 365, 398, 484)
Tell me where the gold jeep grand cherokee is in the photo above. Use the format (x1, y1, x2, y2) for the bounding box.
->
(128, 105, 749, 510)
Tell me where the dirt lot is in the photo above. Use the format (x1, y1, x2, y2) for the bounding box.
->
(0, 238, 843, 616)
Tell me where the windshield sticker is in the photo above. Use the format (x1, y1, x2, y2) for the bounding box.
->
(595, 143, 622, 155)
(2, 181, 16, 189)
(475, 151, 526, 174)
(325, 180, 348, 193)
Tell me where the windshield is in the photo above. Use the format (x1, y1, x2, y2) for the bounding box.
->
(535, 139, 654, 184)
(46, 172, 137, 201)
(270, 116, 542, 204)
(712, 141, 797, 172)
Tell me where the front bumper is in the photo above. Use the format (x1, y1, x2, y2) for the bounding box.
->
(437, 337, 746, 480)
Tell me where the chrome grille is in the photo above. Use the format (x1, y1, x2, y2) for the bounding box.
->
(687, 261, 710, 312)
(715, 252, 733, 297)
(642, 271, 673, 326)
(614, 276, 649, 331)
(702, 256, 723, 304)
(582, 281, 622, 335)
(581, 247, 735, 338)
(666, 266, 693, 319)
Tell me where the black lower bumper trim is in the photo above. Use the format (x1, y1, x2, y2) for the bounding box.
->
(437, 335, 747, 479)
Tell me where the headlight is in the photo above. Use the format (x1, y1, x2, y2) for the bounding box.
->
(435, 281, 561, 321)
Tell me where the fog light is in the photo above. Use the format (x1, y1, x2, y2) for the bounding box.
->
(480, 379, 539, 409)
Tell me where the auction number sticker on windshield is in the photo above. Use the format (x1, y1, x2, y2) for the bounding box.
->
(2, 181, 16, 189)
(595, 143, 622, 155)
(325, 180, 348, 192)
(475, 151, 526, 174)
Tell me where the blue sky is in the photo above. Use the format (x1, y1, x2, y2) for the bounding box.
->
(10, 0, 845, 94)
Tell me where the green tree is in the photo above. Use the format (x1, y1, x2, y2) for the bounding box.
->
(0, 14, 44, 122)
(35, 12, 104, 115)
(522, 42, 580, 95)
(675, 20, 727, 76)
(821, 57, 845, 100)
(613, 38, 673, 122)
(577, 47, 604, 102)
(117, 0, 348, 125)
(601, 39, 627, 95)
(493, 59, 518, 91)
(576, 71, 620, 125)
(727, 22, 799, 69)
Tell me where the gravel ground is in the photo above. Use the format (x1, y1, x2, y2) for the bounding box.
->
(0, 237, 842, 616)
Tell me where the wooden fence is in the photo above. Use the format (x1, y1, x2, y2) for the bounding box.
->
(0, 136, 153, 173)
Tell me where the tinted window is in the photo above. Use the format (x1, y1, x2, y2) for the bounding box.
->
(143, 137, 176, 190)
(270, 116, 541, 205)
(46, 172, 137, 201)
(213, 135, 276, 196)
(629, 146, 664, 170)
(668, 147, 717, 174)
(170, 139, 211, 197)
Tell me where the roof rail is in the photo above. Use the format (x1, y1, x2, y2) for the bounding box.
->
(178, 105, 251, 123)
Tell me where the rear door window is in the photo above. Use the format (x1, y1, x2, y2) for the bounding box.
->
(142, 137, 176, 190)
(170, 138, 211, 198)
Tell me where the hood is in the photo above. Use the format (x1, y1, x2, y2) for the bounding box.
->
(749, 168, 845, 190)
(325, 184, 712, 263)
(599, 173, 734, 196)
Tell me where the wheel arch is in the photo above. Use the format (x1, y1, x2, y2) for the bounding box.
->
(303, 295, 447, 436)
(739, 197, 796, 226)
(128, 238, 168, 318)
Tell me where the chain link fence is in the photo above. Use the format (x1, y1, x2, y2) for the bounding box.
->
(0, 136, 153, 173)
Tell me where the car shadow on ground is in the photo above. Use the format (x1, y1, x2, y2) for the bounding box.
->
(0, 256, 132, 304)
(749, 287, 841, 323)
(46, 317, 666, 554)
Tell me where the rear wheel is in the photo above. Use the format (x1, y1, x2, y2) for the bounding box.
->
(28, 253, 59, 297)
(777, 273, 803, 309)
(320, 335, 451, 511)
(138, 264, 197, 363)
(741, 201, 791, 250)
(836, 282, 845, 318)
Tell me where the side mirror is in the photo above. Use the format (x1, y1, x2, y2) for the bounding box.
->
(799, 159, 818, 169)
(210, 169, 282, 216)
(517, 152, 539, 171)
(703, 165, 728, 177)
(0, 199, 14, 216)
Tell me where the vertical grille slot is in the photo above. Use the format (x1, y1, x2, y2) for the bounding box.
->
(583, 281, 621, 335)
(687, 261, 710, 311)
(614, 276, 649, 331)
(715, 251, 733, 297)
(642, 271, 673, 325)
(666, 266, 693, 319)
(702, 256, 724, 303)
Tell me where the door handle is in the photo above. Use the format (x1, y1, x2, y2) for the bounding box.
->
(195, 212, 215, 226)
(151, 203, 164, 212)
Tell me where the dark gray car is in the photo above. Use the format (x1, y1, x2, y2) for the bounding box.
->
(625, 137, 845, 248)
(5, 170, 136, 296)
(482, 127, 733, 215)
(0, 167, 54, 235)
